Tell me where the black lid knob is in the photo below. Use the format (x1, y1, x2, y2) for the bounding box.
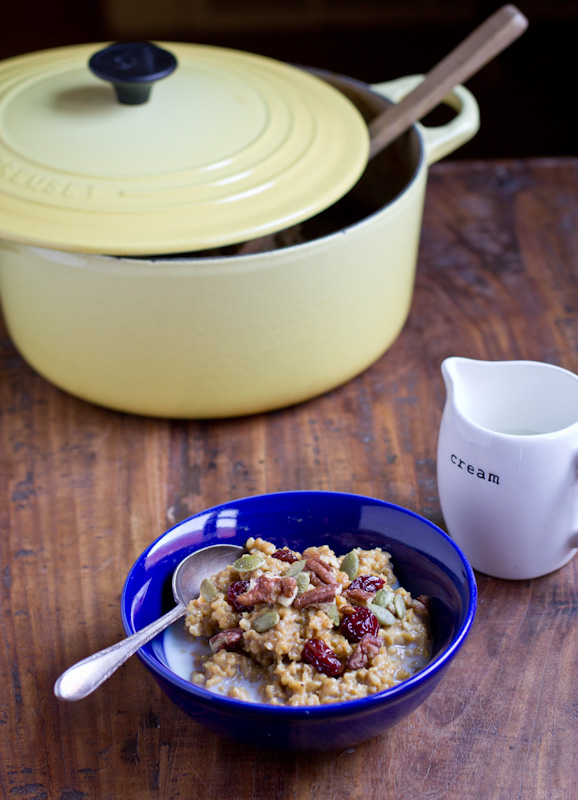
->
(89, 42, 178, 105)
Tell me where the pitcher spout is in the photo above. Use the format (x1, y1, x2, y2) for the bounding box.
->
(441, 356, 470, 396)
(440, 356, 489, 419)
(441, 356, 496, 393)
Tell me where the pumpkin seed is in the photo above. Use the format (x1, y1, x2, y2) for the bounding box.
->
(296, 571, 310, 594)
(325, 602, 340, 627)
(369, 603, 397, 627)
(199, 578, 218, 602)
(252, 610, 280, 633)
(393, 593, 406, 619)
(233, 553, 266, 572)
(286, 559, 306, 577)
(340, 551, 359, 580)
(373, 588, 395, 609)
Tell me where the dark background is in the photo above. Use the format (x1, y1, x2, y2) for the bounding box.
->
(0, 1, 573, 159)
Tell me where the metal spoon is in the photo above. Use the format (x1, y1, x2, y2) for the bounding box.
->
(54, 543, 245, 702)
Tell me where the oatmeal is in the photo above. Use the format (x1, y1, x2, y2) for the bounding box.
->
(183, 538, 432, 706)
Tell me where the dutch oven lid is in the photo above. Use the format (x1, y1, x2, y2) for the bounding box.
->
(0, 41, 369, 255)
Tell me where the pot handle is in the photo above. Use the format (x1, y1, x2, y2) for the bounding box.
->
(371, 75, 480, 166)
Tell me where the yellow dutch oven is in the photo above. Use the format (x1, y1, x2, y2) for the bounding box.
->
(0, 40, 480, 418)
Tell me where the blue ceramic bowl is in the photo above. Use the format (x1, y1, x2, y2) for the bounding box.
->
(121, 491, 476, 751)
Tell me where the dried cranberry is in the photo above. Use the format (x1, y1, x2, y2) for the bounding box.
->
(227, 580, 253, 613)
(302, 638, 344, 677)
(348, 575, 385, 594)
(271, 548, 299, 563)
(340, 606, 380, 643)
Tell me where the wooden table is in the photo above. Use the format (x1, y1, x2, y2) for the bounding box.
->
(1, 157, 577, 800)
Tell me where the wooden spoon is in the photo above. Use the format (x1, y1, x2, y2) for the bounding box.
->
(368, 4, 528, 159)
(187, 6, 528, 257)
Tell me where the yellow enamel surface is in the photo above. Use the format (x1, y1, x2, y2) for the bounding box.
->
(0, 73, 480, 418)
(0, 166, 426, 418)
(0, 43, 369, 254)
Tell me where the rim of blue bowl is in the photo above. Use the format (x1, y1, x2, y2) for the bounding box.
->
(121, 490, 477, 719)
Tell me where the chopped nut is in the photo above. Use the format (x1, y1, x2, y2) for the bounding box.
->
(293, 584, 338, 609)
(209, 628, 243, 653)
(345, 587, 376, 604)
(236, 574, 298, 607)
(345, 575, 385, 605)
(306, 556, 338, 585)
(346, 633, 382, 670)
(280, 576, 299, 601)
(185, 539, 432, 706)
(307, 571, 324, 587)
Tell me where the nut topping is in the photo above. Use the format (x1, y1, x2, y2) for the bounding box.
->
(209, 627, 244, 653)
(305, 556, 338, 585)
(184, 539, 433, 705)
(345, 575, 385, 605)
(346, 633, 382, 670)
(345, 587, 376, 604)
(236, 574, 298, 607)
(293, 583, 338, 609)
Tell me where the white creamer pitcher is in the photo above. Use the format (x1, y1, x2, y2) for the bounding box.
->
(437, 357, 578, 580)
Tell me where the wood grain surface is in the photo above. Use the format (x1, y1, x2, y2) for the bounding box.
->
(1, 158, 577, 800)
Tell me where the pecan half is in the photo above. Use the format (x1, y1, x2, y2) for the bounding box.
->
(305, 556, 338, 585)
(345, 587, 375, 604)
(293, 583, 337, 609)
(280, 576, 298, 598)
(346, 633, 382, 670)
(236, 574, 297, 607)
(344, 575, 385, 605)
(209, 627, 244, 653)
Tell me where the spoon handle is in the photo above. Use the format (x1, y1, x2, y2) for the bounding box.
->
(54, 602, 186, 702)
(368, 4, 528, 158)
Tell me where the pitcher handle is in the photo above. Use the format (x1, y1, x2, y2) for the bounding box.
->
(571, 452, 578, 549)
(371, 75, 480, 166)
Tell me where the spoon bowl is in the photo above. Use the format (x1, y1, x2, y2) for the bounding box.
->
(54, 543, 244, 702)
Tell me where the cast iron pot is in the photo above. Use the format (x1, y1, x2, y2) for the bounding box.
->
(0, 50, 478, 417)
